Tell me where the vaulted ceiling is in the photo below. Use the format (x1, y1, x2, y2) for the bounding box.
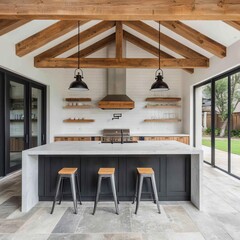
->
(0, 1, 240, 73)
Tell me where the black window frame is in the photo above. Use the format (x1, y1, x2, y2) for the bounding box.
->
(193, 65, 240, 180)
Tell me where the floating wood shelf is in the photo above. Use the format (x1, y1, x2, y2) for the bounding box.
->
(63, 105, 93, 109)
(145, 104, 181, 109)
(146, 97, 181, 102)
(144, 118, 181, 123)
(63, 119, 95, 123)
(64, 98, 91, 102)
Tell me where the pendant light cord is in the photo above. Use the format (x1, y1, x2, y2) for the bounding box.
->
(78, 20, 80, 70)
(159, 20, 160, 70)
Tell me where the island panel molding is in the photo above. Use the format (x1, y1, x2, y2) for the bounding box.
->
(38, 154, 190, 202)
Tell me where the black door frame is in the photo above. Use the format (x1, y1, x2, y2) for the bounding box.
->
(0, 67, 47, 176)
(193, 65, 240, 180)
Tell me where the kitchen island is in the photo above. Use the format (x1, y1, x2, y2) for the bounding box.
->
(22, 141, 203, 212)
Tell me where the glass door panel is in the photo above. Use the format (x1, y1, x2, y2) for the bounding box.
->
(230, 72, 240, 177)
(201, 83, 212, 164)
(8, 80, 26, 170)
(214, 77, 229, 172)
(30, 87, 43, 148)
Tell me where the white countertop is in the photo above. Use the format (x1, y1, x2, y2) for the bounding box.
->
(24, 141, 201, 156)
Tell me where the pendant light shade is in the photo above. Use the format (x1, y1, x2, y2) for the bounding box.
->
(150, 69, 169, 91)
(69, 21, 89, 91)
(150, 21, 169, 91)
(69, 69, 89, 91)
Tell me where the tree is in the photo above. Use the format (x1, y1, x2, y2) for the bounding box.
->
(203, 73, 240, 137)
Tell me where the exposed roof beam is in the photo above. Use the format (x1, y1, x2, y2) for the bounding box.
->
(16, 20, 89, 57)
(0, 19, 30, 36)
(160, 21, 226, 58)
(123, 21, 207, 60)
(34, 21, 115, 62)
(0, 1, 240, 20)
(68, 33, 115, 58)
(116, 21, 123, 58)
(123, 31, 193, 74)
(34, 58, 209, 69)
(224, 21, 240, 31)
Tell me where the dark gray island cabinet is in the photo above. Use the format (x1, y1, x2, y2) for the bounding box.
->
(39, 154, 190, 201)
(22, 141, 203, 212)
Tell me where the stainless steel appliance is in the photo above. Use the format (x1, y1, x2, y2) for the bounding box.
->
(101, 129, 137, 143)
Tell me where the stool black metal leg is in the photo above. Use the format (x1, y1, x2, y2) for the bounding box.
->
(132, 174, 139, 204)
(151, 174, 161, 214)
(76, 173, 82, 205)
(93, 176, 102, 215)
(58, 178, 64, 205)
(51, 175, 62, 214)
(135, 175, 143, 214)
(70, 174, 78, 214)
(110, 175, 119, 215)
(149, 177, 156, 204)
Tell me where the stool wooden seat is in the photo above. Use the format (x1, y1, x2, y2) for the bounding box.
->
(93, 167, 119, 215)
(137, 168, 154, 175)
(58, 168, 77, 175)
(133, 167, 160, 214)
(51, 167, 82, 215)
(98, 168, 115, 175)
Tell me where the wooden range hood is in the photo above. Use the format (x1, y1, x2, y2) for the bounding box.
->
(98, 68, 135, 109)
(98, 42, 135, 110)
(98, 94, 135, 110)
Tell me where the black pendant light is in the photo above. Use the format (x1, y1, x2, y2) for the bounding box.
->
(69, 21, 89, 91)
(150, 21, 169, 91)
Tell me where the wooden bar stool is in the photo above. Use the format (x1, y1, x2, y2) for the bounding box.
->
(92, 168, 119, 215)
(133, 168, 160, 214)
(50, 168, 82, 214)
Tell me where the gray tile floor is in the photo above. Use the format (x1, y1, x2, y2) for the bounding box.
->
(0, 164, 240, 239)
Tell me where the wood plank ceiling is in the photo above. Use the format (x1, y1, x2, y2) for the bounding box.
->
(0, 1, 239, 72)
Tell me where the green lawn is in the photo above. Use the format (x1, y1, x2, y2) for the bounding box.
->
(202, 138, 240, 155)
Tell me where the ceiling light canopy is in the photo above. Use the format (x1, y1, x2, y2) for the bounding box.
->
(69, 21, 89, 91)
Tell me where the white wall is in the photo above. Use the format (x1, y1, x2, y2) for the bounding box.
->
(182, 40, 240, 145)
(0, 37, 184, 142)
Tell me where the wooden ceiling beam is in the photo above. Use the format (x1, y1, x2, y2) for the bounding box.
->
(160, 21, 226, 58)
(123, 31, 193, 74)
(68, 33, 115, 58)
(123, 21, 207, 60)
(16, 20, 89, 57)
(224, 21, 240, 31)
(0, 19, 30, 36)
(116, 21, 123, 58)
(34, 21, 115, 62)
(34, 58, 209, 69)
(0, 1, 240, 20)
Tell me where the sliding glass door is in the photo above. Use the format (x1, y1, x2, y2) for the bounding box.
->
(194, 67, 240, 179)
(30, 85, 45, 148)
(0, 70, 47, 176)
(214, 77, 229, 172)
(7, 77, 27, 172)
(230, 72, 240, 177)
(201, 83, 213, 164)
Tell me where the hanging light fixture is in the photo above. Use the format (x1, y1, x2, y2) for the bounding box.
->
(150, 21, 169, 91)
(69, 21, 89, 91)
